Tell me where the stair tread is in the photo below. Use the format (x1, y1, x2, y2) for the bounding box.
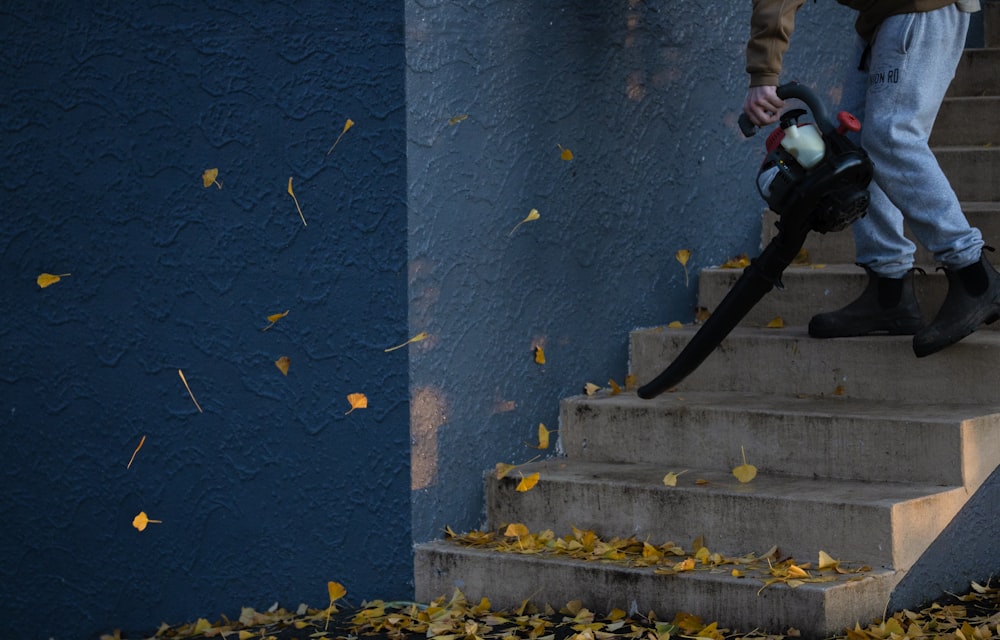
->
(564, 389, 1000, 422)
(510, 458, 964, 506)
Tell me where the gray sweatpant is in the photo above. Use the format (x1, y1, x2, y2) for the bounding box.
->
(840, 3, 983, 279)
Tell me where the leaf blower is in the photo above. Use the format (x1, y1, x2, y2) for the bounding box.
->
(637, 82, 873, 399)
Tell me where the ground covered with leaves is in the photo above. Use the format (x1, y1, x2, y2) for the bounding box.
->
(106, 580, 1000, 640)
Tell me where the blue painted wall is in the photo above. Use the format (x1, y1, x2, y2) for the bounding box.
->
(405, 1, 857, 543)
(0, 2, 409, 638)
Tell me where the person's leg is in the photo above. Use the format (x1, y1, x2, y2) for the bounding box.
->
(858, 5, 982, 271)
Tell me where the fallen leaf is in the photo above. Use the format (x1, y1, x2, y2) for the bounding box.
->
(721, 254, 751, 269)
(583, 382, 600, 396)
(695, 306, 711, 323)
(509, 208, 540, 236)
(202, 168, 222, 189)
(287, 177, 307, 227)
(37, 273, 70, 288)
(533, 346, 546, 365)
(535, 423, 552, 450)
(833, 385, 846, 396)
(624, 374, 638, 390)
(504, 523, 530, 538)
(662, 470, 687, 487)
(384, 331, 429, 352)
(667, 321, 683, 329)
(766, 316, 784, 329)
(177, 369, 203, 413)
(516, 472, 540, 492)
(732, 446, 757, 483)
(326, 118, 355, 155)
(448, 114, 469, 126)
(345, 393, 368, 415)
(132, 511, 162, 532)
(608, 379, 622, 395)
(557, 144, 574, 161)
(261, 310, 289, 332)
(127, 435, 146, 470)
(274, 356, 290, 376)
(676, 249, 691, 287)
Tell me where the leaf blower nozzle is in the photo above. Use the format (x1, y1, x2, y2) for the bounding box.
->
(637, 83, 873, 400)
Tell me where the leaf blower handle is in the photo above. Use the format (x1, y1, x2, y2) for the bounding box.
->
(738, 82, 836, 138)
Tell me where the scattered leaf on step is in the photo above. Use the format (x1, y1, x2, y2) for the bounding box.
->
(583, 382, 600, 395)
(766, 316, 784, 329)
(515, 472, 540, 492)
(608, 379, 622, 395)
(732, 446, 757, 483)
(668, 321, 683, 329)
(37, 273, 70, 288)
(274, 356, 290, 376)
(721, 254, 750, 269)
(662, 470, 687, 487)
(326, 118, 355, 155)
(533, 345, 546, 365)
(202, 168, 222, 189)
(177, 369, 203, 413)
(126, 435, 146, 470)
(384, 331, 429, 352)
(261, 310, 289, 332)
(557, 144, 574, 161)
(833, 385, 846, 396)
(132, 511, 162, 532)
(504, 523, 530, 538)
(695, 306, 711, 323)
(675, 249, 691, 287)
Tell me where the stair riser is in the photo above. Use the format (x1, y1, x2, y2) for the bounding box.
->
(931, 97, 1000, 146)
(760, 207, 1000, 265)
(696, 267, 983, 331)
(414, 543, 902, 639)
(486, 467, 966, 570)
(938, 148, 1000, 202)
(559, 395, 1000, 487)
(988, 3, 1000, 47)
(629, 328, 1000, 403)
(948, 48, 1000, 96)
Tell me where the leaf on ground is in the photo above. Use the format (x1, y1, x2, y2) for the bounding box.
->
(583, 382, 600, 396)
(732, 446, 757, 483)
(126, 435, 146, 470)
(675, 249, 691, 287)
(662, 470, 687, 487)
(667, 321, 683, 329)
(721, 254, 750, 269)
(177, 369, 203, 413)
(766, 316, 784, 329)
(515, 472, 540, 492)
(504, 523, 530, 538)
(288, 177, 307, 226)
(448, 114, 469, 126)
(326, 118, 355, 155)
(608, 379, 622, 395)
(557, 144, 574, 161)
(534, 423, 552, 450)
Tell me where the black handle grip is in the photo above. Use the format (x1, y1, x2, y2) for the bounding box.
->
(738, 82, 837, 138)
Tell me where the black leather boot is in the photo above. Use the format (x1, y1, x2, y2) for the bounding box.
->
(808, 266, 923, 338)
(912, 251, 1000, 357)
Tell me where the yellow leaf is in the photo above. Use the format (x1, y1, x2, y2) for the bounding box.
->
(37, 272, 70, 288)
(126, 435, 146, 470)
(495, 462, 517, 479)
(132, 511, 162, 532)
(624, 374, 638, 390)
(536, 423, 551, 450)
(288, 177, 307, 227)
(177, 369, 203, 413)
(818, 550, 840, 571)
(667, 321, 683, 329)
(731, 569, 745, 578)
(504, 523, 530, 537)
(533, 345, 546, 365)
(261, 309, 290, 332)
(384, 331, 429, 352)
(833, 385, 846, 396)
(732, 446, 757, 483)
(676, 249, 691, 287)
(583, 382, 600, 395)
(766, 316, 784, 329)
(515, 472, 540, 492)
(345, 393, 368, 415)
(662, 470, 686, 487)
(695, 478, 710, 485)
(721, 254, 751, 269)
(192, 619, 213, 634)
(202, 168, 222, 189)
(327, 581, 347, 602)
(448, 114, 469, 126)
(674, 557, 695, 572)
(509, 208, 540, 236)
(274, 356, 290, 376)
(326, 118, 355, 155)
(608, 379, 622, 395)
(558, 144, 574, 161)
(787, 564, 810, 578)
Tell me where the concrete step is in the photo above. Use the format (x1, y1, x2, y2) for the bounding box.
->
(760, 202, 1000, 265)
(414, 541, 903, 638)
(483, 459, 967, 571)
(559, 391, 1000, 489)
(985, 2, 1000, 48)
(931, 96, 1000, 146)
(628, 325, 1000, 403)
(695, 263, 1000, 331)
(948, 48, 1000, 96)
(937, 146, 1000, 202)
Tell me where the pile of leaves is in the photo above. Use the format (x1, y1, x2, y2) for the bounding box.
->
(106, 579, 1000, 640)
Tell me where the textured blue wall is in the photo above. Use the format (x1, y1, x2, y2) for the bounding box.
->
(405, 1, 857, 543)
(0, 2, 409, 638)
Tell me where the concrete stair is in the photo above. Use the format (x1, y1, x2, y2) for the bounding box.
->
(415, 6, 1000, 637)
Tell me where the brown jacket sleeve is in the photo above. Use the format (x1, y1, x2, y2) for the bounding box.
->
(746, 0, 808, 87)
